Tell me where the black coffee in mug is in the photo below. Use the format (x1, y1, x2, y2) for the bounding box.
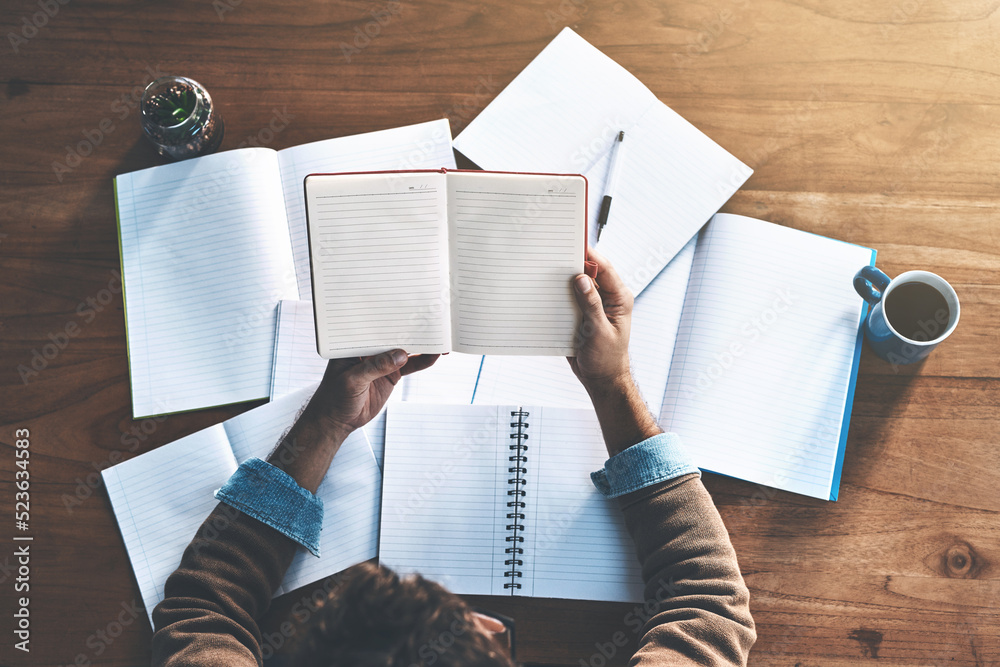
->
(883, 281, 950, 341)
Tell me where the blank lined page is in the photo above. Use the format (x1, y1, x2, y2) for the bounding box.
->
(660, 214, 873, 500)
(524, 407, 645, 602)
(102, 425, 237, 624)
(447, 171, 585, 355)
(277, 120, 456, 297)
(224, 385, 382, 593)
(472, 235, 697, 410)
(305, 171, 452, 357)
(270, 300, 328, 399)
(453, 27, 750, 296)
(267, 298, 392, 468)
(116, 148, 298, 418)
(379, 403, 512, 596)
(400, 352, 482, 404)
(586, 102, 751, 295)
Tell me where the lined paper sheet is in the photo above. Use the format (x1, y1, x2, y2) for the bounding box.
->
(447, 171, 586, 355)
(660, 214, 873, 500)
(224, 385, 382, 592)
(306, 171, 453, 356)
(270, 300, 329, 399)
(116, 148, 298, 418)
(400, 352, 482, 404)
(524, 407, 645, 602)
(453, 27, 750, 296)
(102, 425, 238, 624)
(379, 403, 512, 596)
(473, 236, 697, 410)
(277, 119, 456, 297)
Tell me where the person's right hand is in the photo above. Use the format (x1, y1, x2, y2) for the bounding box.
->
(567, 248, 634, 391)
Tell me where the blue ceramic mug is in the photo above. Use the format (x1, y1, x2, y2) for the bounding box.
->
(853, 266, 960, 366)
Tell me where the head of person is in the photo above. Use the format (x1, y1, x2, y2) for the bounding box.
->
(291, 562, 517, 666)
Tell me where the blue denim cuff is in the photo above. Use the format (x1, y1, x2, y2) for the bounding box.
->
(591, 433, 701, 499)
(214, 458, 324, 557)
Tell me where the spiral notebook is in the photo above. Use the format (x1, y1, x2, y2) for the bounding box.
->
(378, 403, 645, 602)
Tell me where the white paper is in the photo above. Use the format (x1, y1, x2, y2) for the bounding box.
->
(116, 148, 298, 418)
(454, 27, 751, 295)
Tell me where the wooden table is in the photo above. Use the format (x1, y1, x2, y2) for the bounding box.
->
(2, 0, 998, 664)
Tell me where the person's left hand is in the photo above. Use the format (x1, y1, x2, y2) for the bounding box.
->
(309, 350, 439, 438)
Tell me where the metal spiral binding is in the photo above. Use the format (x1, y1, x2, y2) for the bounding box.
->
(504, 409, 529, 590)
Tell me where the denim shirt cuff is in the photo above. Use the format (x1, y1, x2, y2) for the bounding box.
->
(214, 457, 324, 557)
(590, 433, 701, 499)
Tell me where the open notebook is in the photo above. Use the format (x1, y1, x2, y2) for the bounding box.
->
(114, 119, 456, 418)
(304, 169, 587, 357)
(379, 403, 645, 602)
(454, 27, 751, 296)
(473, 214, 875, 501)
(269, 298, 484, 467)
(102, 385, 382, 624)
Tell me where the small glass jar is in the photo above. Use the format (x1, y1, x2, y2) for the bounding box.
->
(140, 76, 225, 160)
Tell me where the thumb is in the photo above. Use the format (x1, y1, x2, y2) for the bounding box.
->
(348, 349, 408, 389)
(572, 274, 608, 327)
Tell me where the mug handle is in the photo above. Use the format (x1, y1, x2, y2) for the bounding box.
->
(853, 266, 891, 305)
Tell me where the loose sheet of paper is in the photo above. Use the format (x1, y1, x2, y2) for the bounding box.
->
(400, 352, 483, 404)
(270, 300, 329, 399)
(278, 119, 456, 297)
(453, 27, 751, 295)
(472, 236, 697, 410)
(659, 214, 873, 500)
(447, 171, 586, 355)
(102, 425, 238, 624)
(306, 171, 452, 356)
(379, 403, 513, 596)
(116, 148, 298, 418)
(225, 385, 382, 592)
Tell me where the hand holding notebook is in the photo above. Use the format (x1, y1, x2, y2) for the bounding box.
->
(304, 169, 590, 357)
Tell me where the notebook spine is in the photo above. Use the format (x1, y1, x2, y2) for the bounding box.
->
(504, 409, 529, 591)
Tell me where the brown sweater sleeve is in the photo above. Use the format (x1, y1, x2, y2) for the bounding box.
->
(150, 503, 298, 667)
(620, 472, 756, 666)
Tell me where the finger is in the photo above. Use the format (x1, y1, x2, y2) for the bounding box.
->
(586, 248, 632, 311)
(346, 349, 408, 389)
(573, 273, 611, 331)
(400, 353, 441, 376)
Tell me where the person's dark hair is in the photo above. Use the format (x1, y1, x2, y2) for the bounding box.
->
(291, 562, 515, 666)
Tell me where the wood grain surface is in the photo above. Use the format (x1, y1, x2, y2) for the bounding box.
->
(1, 0, 998, 664)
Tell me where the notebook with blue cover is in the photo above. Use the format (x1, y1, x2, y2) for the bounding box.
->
(470, 213, 875, 501)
